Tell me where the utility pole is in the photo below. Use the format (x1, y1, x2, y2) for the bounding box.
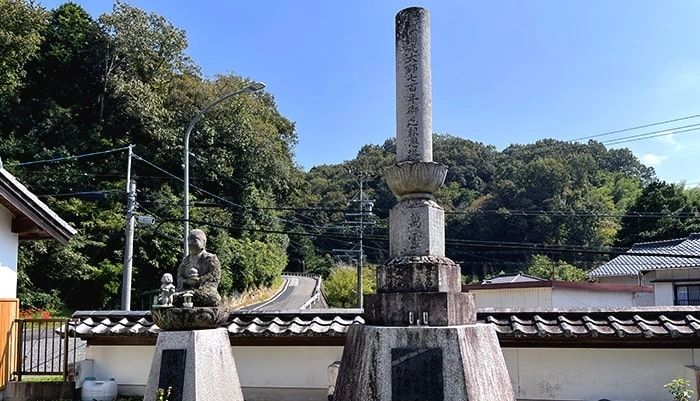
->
(121, 145, 135, 311)
(333, 173, 375, 308)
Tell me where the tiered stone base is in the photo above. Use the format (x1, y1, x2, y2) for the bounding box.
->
(144, 328, 243, 401)
(333, 324, 516, 401)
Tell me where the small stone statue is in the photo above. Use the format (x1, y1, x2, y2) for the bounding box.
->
(159, 273, 175, 306)
(172, 229, 222, 307)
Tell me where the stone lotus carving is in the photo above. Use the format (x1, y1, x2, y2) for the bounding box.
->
(384, 161, 447, 200)
(151, 306, 229, 331)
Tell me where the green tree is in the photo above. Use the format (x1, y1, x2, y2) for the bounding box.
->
(323, 264, 377, 308)
(0, 0, 47, 112)
(617, 181, 700, 247)
(527, 255, 587, 282)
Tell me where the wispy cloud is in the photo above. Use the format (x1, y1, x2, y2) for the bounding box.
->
(656, 132, 684, 151)
(640, 153, 669, 166)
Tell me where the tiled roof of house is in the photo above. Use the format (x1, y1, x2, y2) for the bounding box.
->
(68, 306, 700, 347)
(69, 309, 364, 339)
(0, 166, 77, 244)
(480, 273, 544, 284)
(588, 233, 700, 277)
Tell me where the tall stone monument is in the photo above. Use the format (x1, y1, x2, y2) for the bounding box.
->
(333, 7, 516, 401)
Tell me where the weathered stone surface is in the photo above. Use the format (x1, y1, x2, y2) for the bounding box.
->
(364, 292, 476, 326)
(389, 199, 445, 258)
(396, 6, 432, 163)
(173, 229, 222, 307)
(151, 306, 229, 331)
(384, 161, 446, 200)
(144, 328, 244, 401)
(377, 255, 461, 293)
(333, 324, 516, 401)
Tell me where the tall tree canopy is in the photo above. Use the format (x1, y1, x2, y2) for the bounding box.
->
(1, 1, 299, 310)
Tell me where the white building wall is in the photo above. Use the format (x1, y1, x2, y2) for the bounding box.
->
(0, 206, 18, 298)
(471, 288, 553, 308)
(84, 343, 700, 401)
(551, 289, 635, 307)
(85, 344, 343, 397)
(654, 282, 675, 306)
(504, 347, 699, 401)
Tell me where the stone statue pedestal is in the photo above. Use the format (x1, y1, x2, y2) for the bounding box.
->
(333, 324, 515, 401)
(143, 328, 243, 401)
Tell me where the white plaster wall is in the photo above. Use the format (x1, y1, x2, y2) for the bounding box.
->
(654, 282, 676, 306)
(86, 345, 343, 392)
(473, 287, 642, 308)
(0, 206, 18, 298)
(551, 289, 635, 307)
(86, 343, 700, 400)
(503, 347, 699, 401)
(471, 288, 553, 308)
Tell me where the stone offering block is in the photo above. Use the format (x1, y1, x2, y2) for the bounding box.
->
(144, 328, 244, 401)
(363, 292, 476, 326)
(377, 255, 461, 293)
(151, 306, 229, 331)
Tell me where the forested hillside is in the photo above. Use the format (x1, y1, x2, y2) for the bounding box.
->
(2, 0, 700, 312)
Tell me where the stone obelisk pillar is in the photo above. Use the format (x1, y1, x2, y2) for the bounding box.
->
(365, 6, 473, 327)
(333, 8, 516, 401)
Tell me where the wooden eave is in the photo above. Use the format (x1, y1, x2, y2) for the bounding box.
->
(0, 168, 76, 244)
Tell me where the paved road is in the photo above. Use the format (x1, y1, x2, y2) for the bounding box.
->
(239, 274, 319, 311)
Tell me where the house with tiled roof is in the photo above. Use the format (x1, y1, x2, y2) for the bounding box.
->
(0, 163, 77, 298)
(463, 277, 654, 308)
(588, 233, 700, 306)
(0, 161, 77, 391)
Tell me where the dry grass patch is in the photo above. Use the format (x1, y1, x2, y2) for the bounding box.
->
(222, 278, 284, 310)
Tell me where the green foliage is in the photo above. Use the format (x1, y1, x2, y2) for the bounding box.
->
(664, 378, 695, 401)
(227, 236, 288, 293)
(617, 181, 700, 247)
(526, 255, 588, 282)
(324, 263, 377, 308)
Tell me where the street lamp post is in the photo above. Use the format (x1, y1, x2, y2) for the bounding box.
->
(183, 81, 265, 256)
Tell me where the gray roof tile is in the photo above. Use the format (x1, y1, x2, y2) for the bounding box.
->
(589, 234, 700, 277)
(68, 307, 700, 345)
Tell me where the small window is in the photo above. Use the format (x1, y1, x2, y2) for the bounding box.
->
(675, 284, 700, 306)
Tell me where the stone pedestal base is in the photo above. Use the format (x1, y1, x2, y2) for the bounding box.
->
(144, 328, 243, 401)
(333, 324, 515, 401)
(364, 291, 476, 326)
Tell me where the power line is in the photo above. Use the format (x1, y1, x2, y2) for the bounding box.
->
(601, 124, 700, 146)
(570, 113, 700, 142)
(6, 146, 131, 166)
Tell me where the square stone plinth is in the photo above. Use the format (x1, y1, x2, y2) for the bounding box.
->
(333, 324, 516, 401)
(364, 292, 476, 326)
(390, 199, 445, 258)
(144, 328, 243, 401)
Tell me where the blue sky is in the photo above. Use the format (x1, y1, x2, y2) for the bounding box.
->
(40, 1, 700, 186)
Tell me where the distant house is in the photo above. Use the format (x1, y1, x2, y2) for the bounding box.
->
(588, 233, 700, 306)
(464, 273, 654, 308)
